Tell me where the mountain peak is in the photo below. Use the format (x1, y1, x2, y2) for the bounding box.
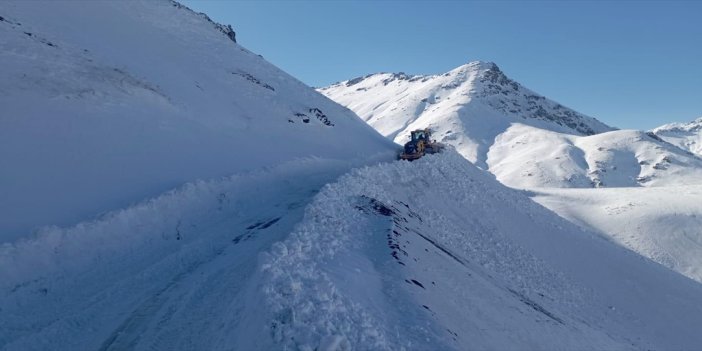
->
(653, 116, 702, 133)
(445, 61, 501, 81)
(451, 60, 499, 72)
(320, 60, 613, 167)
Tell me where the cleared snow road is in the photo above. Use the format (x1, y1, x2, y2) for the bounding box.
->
(0, 155, 392, 351)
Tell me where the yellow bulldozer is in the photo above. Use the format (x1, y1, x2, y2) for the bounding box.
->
(399, 128, 443, 161)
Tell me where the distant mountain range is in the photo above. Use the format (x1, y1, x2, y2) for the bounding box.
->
(651, 116, 702, 156)
(320, 63, 702, 188)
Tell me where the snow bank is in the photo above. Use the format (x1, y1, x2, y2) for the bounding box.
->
(0, 152, 392, 293)
(0, 152, 394, 350)
(260, 150, 702, 350)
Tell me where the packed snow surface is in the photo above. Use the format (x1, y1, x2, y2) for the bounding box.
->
(3, 151, 702, 350)
(0, 0, 394, 240)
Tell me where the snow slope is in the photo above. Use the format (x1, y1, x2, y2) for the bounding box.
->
(488, 124, 702, 188)
(259, 151, 702, 350)
(5, 151, 702, 350)
(651, 116, 702, 156)
(319, 61, 612, 169)
(532, 186, 702, 283)
(0, 0, 395, 240)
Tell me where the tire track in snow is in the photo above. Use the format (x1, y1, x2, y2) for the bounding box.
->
(98, 211, 294, 351)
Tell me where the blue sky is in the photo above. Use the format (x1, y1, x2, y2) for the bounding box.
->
(181, 0, 701, 130)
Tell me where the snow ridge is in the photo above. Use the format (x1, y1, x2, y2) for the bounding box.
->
(474, 62, 606, 136)
(260, 150, 702, 350)
(170, 1, 238, 43)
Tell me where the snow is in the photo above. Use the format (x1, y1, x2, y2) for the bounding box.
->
(260, 150, 702, 350)
(319, 61, 612, 170)
(318, 61, 702, 349)
(651, 116, 702, 156)
(3, 1, 702, 350)
(0, 155, 391, 350)
(0, 0, 395, 240)
(319, 60, 702, 328)
(488, 124, 702, 188)
(531, 185, 702, 283)
(320, 64, 702, 189)
(5, 150, 702, 350)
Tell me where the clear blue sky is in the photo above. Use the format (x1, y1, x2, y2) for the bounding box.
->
(181, 0, 701, 130)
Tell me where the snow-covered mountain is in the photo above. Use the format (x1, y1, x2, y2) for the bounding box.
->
(320, 63, 702, 188)
(319, 61, 613, 169)
(489, 124, 702, 188)
(320, 61, 702, 292)
(4, 1, 702, 350)
(0, 0, 395, 240)
(651, 116, 702, 156)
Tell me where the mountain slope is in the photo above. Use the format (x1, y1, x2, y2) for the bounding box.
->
(488, 124, 702, 188)
(4, 2, 702, 350)
(321, 63, 702, 188)
(319, 61, 612, 169)
(4, 151, 702, 350)
(261, 151, 702, 350)
(0, 0, 395, 240)
(532, 185, 702, 284)
(651, 116, 702, 156)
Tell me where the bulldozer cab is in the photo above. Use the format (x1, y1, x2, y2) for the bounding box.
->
(411, 130, 428, 142)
